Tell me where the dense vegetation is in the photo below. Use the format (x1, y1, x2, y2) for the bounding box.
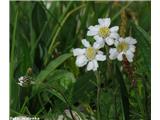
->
(10, 1, 150, 120)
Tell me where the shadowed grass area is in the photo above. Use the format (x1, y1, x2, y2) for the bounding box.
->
(10, 1, 150, 120)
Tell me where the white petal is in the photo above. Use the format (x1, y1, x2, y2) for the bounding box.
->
(88, 25, 99, 30)
(129, 45, 136, 53)
(87, 60, 99, 71)
(19, 80, 24, 84)
(114, 40, 119, 47)
(18, 76, 24, 81)
(125, 37, 137, 44)
(18, 82, 23, 86)
(110, 26, 119, 32)
(87, 25, 99, 36)
(103, 18, 111, 27)
(92, 60, 99, 71)
(117, 53, 123, 61)
(87, 31, 97, 36)
(96, 54, 106, 61)
(97, 50, 103, 55)
(98, 18, 104, 26)
(94, 35, 103, 42)
(109, 32, 119, 39)
(109, 48, 118, 60)
(93, 35, 105, 49)
(93, 41, 104, 49)
(119, 37, 125, 42)
(125, 50, 134, 62)
(76, 55, 88, 67)
(109, 48, 116, 54)
(72, 48, 86, 56)
(93, 42, 101, 50)
(105, 37, 114, 46)
(87, 61, 94, 71)
(45, 2, 52, 9)
(81, 39, 91, 47)
(98, 18, 111, 27)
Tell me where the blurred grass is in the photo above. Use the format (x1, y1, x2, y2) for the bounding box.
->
(10, 1, 150, 120)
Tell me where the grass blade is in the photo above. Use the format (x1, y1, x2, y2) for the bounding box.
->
(116, 65, 129, 120)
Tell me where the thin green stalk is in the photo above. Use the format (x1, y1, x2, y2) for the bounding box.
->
(30, 21, 48, 60)
(10, 11, 19, 110)
(95, 71, 101, 120)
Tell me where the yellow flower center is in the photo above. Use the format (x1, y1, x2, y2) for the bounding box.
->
(117, 42, 129, 52)
(98, 27, 110, 38)
(86, 47, 96, 60)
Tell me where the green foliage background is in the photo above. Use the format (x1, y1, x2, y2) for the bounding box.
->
(10, 1, 150, 120)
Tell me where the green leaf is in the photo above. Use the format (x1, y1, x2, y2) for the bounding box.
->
(72, 71, 96, 103)
(48, 70, 76, 90)
(47, 88, 67, 104)
(132, 22, 150, 47)
(32, 2, 47, 36)
(32, 53, 72, 97)
(132, 22, 151, 74)
(32, 69, 76, 111)
(116, 65, 129, 120)
(36, 53, 72, 83)
(10, 10, 20, 111)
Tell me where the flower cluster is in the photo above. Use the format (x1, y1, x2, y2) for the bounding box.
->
(18, 76, 34, 87)
(73, 18, 137, 71)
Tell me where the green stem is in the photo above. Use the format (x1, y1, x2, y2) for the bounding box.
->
(95, 71, 101, 120)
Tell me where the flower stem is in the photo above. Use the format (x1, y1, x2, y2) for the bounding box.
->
(95, 71, 101, 120)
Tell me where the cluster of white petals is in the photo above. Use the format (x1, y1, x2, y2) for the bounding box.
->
(109, 37, 137, 62)
(12, 116, 31, 120)
(18, 76, 34, 87)
(73, 17, 137, 71)
(73, 39, 106, 71)
(87, 18, 119, 46)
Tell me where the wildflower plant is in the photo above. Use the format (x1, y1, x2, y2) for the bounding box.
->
(10, 1, 150, 120)
(72, 17, 138, 119)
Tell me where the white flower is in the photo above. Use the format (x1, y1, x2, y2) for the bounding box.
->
(43, 1, 52, 9)
(73, 39, 106, 71)
(18, 76, 25, 87)
(12, 116, 31, 120)
(18, 76, 34, 87)
(87, 18, 119, 46)
(109, 37, 137, 62)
